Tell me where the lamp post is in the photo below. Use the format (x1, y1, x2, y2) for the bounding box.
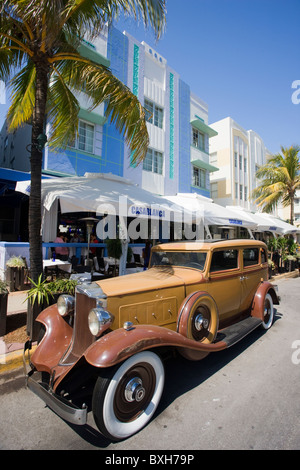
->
(79, 217, 98, 268)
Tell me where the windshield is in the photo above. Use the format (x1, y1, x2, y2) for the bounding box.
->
(150, 251, 207, 271)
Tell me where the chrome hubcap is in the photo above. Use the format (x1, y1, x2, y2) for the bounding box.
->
(124, 377, 146, 402)
(194, 314, 209, 331)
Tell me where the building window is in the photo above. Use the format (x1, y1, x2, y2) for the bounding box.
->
(235, 183, 238, 199)
(78, 121, 94, 153)
(244, 158, 247, 172)
(143, 148, 163, 174)
(239, 154, 242, 170)
(239, 184, 243, 200)
(144, 99, 163, 129)
(193, 166, 206, 188)
(192, 127, 205, 151)
(211, 182, 218, 200)
(244, 186, 247, 201)
(210, 152, 217, 165)
(234, 152, 238, 168)
(69, 120, 95, 154)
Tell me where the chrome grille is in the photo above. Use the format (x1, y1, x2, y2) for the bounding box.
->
(59, 292, 96, 365)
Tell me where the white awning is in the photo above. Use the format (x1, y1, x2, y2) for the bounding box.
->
(227, 206, 300, 234)
(255, 213, 300, 234)
(165, 193, 256, 228)
(16, 173, 187, 220)
(226, 206, 284, 234)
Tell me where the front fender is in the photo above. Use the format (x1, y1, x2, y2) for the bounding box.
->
(31, 304, 73, 373)
(84, 324, 228, 369)
(251, 281, 280, 321)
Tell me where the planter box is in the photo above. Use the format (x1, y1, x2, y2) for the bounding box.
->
(284, 260, 296, 272)
(6, 266, 27, 292)
(0, 293, 8, 337)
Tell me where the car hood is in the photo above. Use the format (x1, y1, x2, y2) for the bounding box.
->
(96, 267, 204, 297)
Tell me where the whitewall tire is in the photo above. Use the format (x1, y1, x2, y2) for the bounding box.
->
(92, 351, 165, 441)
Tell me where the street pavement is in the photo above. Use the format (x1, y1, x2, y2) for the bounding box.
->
(0, 274, 299, 450)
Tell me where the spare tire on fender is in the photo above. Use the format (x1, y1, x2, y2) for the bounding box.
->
(176, 291, 219, 361)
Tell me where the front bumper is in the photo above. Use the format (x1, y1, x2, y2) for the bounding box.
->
(23, 341, 87, 426)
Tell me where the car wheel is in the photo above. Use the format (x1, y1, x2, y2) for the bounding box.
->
(178, 292, 219, 343)
(177, 292, 219, 361)
(261, 293, 274, 330)
(92, 351, 165, 441)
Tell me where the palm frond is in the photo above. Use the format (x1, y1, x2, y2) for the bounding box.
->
(252, 145, 300, 217)
(51, 55, 149, 162)
(62, 0, 166, 41)
(46, 69, 80, 148)
(7, 61, 36, 130)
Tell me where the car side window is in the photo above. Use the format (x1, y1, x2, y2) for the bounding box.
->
(261, 248, 267, 264)
(210, 250, 238, 272)
(243, 248, 259, 267)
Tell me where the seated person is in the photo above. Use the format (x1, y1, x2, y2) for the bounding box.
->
(54, 233, 69, 261)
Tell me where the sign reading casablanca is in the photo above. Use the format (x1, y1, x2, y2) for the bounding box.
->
(129, 205, 166, 218)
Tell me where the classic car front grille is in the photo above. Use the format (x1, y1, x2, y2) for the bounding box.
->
(59, 292, 96, 365)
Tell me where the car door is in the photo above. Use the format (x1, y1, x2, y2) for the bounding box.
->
(206, 248, 242, 325)
(239, 247, 262, 313)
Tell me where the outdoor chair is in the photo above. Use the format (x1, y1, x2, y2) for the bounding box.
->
(133, 253, 143, 267)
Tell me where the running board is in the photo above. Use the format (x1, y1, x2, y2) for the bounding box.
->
(214, 317, 262, 348)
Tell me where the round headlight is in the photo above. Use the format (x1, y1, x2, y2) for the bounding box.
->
(57, 295, 75, 317)
(88, 308, 113, 336)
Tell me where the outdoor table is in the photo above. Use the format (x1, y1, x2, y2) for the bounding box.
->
(43, 259, 72, 274)
(103, 257, 119, 272)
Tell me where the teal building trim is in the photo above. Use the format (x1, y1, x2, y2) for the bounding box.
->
(130, 43, 140, 167)
(169, 73, 174, 179)
(133, 44, 139, 97)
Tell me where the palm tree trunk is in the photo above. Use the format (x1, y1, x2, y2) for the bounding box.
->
(290, 196, 295, 225)
(27, 61, 49, 340)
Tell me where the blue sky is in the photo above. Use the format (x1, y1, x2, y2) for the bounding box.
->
(0, 0, 299, 155)
(114, 0, 300, 154)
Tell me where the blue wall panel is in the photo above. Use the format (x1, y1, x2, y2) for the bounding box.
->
(101, 26, 129, 176)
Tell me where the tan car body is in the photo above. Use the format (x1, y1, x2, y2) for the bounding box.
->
(25, 239, 279, 439)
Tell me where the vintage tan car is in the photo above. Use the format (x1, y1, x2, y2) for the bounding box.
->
(24, 239, 279, 441)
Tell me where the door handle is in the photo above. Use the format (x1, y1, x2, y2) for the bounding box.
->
(240, 276, 248, 281)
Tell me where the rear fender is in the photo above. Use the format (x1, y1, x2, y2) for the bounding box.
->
(84, 324, 228, 369)
(251, 281, 280, 321)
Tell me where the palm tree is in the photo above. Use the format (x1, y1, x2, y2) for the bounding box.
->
(252, 145, 300, 224)
(0, 0, 166, 285)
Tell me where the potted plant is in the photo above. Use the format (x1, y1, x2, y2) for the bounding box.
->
(0, 280, 9, 337)
(26, 276, 78, 340)
(268, 259, 275, 279)
(6, 256, 27, 291)
(276, 237, 288, 273)
(285, 255, 297, 272)
(46, 278, 78, 305)
(26, 274, 53, 339)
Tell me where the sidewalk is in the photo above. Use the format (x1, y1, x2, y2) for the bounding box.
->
(0, 270, 299, 374)
(0, 290, 31, 372)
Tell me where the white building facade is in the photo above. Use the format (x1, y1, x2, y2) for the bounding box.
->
(209, 117, 270, 211)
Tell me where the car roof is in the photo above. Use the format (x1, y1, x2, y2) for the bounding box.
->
(152, 239, 267, 252)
